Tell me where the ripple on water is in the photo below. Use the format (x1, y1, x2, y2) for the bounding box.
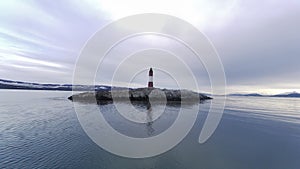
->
(1, 92, 300, 169)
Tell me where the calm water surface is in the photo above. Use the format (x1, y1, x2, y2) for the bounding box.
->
(0, 90, 300, 169)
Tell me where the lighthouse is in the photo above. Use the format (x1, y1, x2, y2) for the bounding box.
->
(148, 68, 153, 88)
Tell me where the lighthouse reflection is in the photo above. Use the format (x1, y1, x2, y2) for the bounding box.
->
(146, 102, 155, 136)
(99, 101, 183, 138)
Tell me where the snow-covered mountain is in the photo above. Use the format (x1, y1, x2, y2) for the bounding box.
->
(272, 91, 300, 98)
(228, 92, 300, 98)
(0, 79, 111, 91)
(228, 93, 263, 97)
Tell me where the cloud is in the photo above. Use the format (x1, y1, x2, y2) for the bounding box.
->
(0, 0, 299, 93)
(0, 0, 109, 83)
(206, 0, 300, 92)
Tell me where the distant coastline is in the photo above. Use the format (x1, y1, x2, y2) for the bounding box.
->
(1, 78, 299, 98)
(228, 92, 300, 98)
(0, 78, 112, 91)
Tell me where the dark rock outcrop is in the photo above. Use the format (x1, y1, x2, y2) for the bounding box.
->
(68, 88, 212, 104)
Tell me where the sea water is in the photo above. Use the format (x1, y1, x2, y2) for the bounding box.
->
(0, 90, 300, 169)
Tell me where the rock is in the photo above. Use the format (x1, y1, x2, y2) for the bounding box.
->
(68, 87, 212, 104)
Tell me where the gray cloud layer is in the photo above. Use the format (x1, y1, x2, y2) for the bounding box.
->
(206, 0, 300, 92)
(0, 0, 299, 93)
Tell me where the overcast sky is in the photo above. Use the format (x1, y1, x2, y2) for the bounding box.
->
(0, 0, 299, 94)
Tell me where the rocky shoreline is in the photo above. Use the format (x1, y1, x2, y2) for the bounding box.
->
(68, 88, 212, 104)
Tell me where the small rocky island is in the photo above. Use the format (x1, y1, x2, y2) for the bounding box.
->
(68, 68, 212, 104)
(68, 87, 212, 104)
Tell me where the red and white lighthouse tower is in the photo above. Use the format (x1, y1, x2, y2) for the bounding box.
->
(148, 68, 153, 88)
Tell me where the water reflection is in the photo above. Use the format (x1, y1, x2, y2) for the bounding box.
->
(146, 103, 154, 136)
(99, 101, 180, 138)
(1, 91, 300, 169)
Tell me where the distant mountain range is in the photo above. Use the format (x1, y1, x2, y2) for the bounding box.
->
(228, 92, 300, 98)
(0, 79, 112, 91)
(228, 93, 263, 97)
(1, 79, 299, 98)
(271, 92, 300, 98)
